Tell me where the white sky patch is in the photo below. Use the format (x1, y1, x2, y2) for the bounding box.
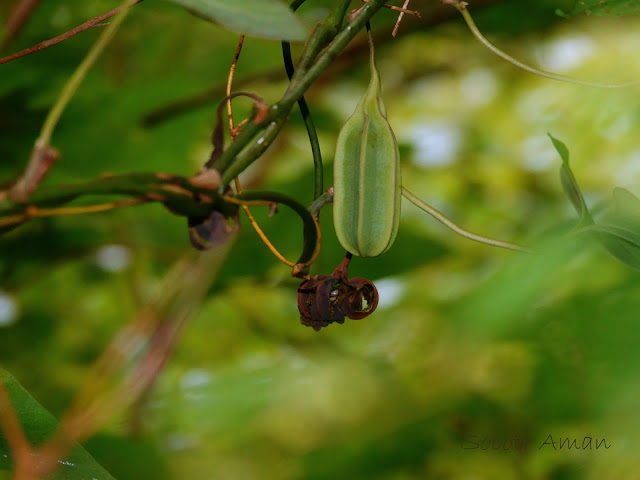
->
(166, 432, 200, 451)
(459, 68, 499, 107)
(407, 122, 462, 168)
(519, 135, 559, 172)
(596, 111, 634, 140)
(180, 369, 213, 390)
(95, 244, 131, 272)
(0, 291, 19, 327)
(515, 87, 562, 124)
(374, 278, 404, 309)
(537, 36, 595, 73)
(614, 150, 640, 185)
(324, 84, 364, 119)
(241, 352, 273, 371)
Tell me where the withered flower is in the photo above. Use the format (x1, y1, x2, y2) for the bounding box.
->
(297, 253, 378, 331)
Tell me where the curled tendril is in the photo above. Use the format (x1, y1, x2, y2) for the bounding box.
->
(297, 253, 379, 331)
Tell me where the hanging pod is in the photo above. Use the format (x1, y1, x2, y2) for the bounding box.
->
(333, 28, 401, 257)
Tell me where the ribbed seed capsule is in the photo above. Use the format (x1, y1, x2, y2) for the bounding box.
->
(333, 30, 401, 257)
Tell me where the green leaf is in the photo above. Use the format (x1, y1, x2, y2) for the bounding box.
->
(0, 369, 116, 480)
(612, 187, 640, 222)
(592, 187, 640, 270)
(572, 0, 640, 16)
(163, 0, 308, 41)
(548, 133, 570, 165)
(548, 133, 592, 223)
(593, 223, 640, 270)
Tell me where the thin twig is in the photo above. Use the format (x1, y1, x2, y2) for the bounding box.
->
(226, 35, 245, 136)
(0, 0, 143, 66)
(0, 0, 43, 51)
(360, 0, 421, 19)
(392, 0, 412, 37)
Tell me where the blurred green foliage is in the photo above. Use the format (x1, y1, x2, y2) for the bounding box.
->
(2, 0, 640, 479)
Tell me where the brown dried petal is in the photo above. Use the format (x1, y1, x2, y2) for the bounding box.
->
(343, 278, 378, 320)
(296, 259, 379, 330)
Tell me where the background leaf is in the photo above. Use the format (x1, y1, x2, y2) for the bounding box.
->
(612, 187, 640, 222)
(549, 133, 592, 222)
(0, 369, 116, 480)
(593, 223, 640, 270)
(162, 0, 308, 40)
(572, 0, 640, 16)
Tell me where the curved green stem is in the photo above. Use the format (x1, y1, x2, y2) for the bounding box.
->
(236, 191, 320, 266)
(402, 187, 531, 253)
(283, 0, 323, 200)
(451, 1, 640, 88)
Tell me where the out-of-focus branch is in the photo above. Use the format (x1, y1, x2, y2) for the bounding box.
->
(0, 0, 43, 51)
(0, 0, 144, 66)
(7, 140, 60, 202)
(3, 240, 234, 479)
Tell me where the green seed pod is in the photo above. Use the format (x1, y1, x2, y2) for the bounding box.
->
(333, 31, 401, 257)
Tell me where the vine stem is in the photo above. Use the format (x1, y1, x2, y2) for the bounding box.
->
(217, 0, 387, 187)
(235, 191, 322, 273)
(449, 0, 640, 88)
(224, 35, 303, 270)
(402, 187, 531, 253)
(0, 198, 146, 228)
(283, 0, 324, 201)
(37, 0, 135, 147)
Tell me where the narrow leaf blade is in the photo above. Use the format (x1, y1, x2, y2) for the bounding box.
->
(593, 223, 640, 270)
(0, 369, 116, 480)
(613, 187, 640, 220)
(548, 133, 592, 222)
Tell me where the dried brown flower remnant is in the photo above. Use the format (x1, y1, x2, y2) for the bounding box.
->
(297, 253, 378, 331)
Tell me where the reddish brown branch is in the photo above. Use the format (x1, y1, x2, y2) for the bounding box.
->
(9, 139, 60, 202)
(0, 0, 144, 66)
(0, 0, 43, 51)
(392, 0, 412, 37)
